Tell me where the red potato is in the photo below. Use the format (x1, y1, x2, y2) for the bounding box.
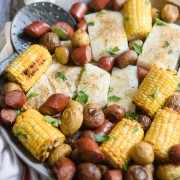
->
(39, 93, 70, 115)
(88, 0, 111, 11)
(0, 108, 17, 126)
(104, 170, 123, 180)
(112, 0, 127, 11)
(0, 95, 8, 109)
(53, 21, 74, 40)
(70, 2, 88, 22)
(5, 90, 26, 109)
(93, 120, 115, 136)
(71, 45, 92, 65)
(75, 138, 105, 164)
(137, 66, 149, 83)
(98, 56, 116, 72)
(77, 19, 88, 31)
(53, 157, 76, 180)
(24, 21, 51, 38)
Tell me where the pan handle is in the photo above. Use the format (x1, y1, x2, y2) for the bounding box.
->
(0, 53, 18, 75)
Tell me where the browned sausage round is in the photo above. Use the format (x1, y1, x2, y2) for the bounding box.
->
(0, 108, 17, 126)
(71, 149, 80, 164)
(104, 104, 125, 123)
(93, 120, 115, 136)
(80, 130, 95, 141)
(137, 66, 149, 83)
(112, 0, 127, 11)
(98, 56, 116, 72)
(5, 90, 26, 109)
(104, 170, 123, 180)
(71, 45, 92, 65)
(53, 21, 74, 40)
(0, 95, 7, 109)
(88, 0, 111, 11)
(77, 19, 88, 31)
(24, 21, 51, 38)
(75, 138, 105, 164)
(39, 93, 70, 115)
(53, 157, 76, 180)
(70, 2, 88, 22)
(76, 162, 102, 180)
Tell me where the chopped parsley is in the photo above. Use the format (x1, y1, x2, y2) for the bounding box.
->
(98, 9, 107, 15)
(168, 49, 173, 54)
(124, 16, 129, 21)
(15, 130, 28, 139)
(94, 134, 116, 143)
(155, 18, 167, 26)
(177, 83, 180, 91)
(15, 109, 21, 115)
(164, 41, 170, 48)
(150, 88, 160, 99)
(80, 67, 87, 75)
(122, 161, 128, 171)
(55, 72, 67, 80)
(76, 90, 89, 104)
(132, 44, 143, 54)
(52, 27, 67, 39)
(146, 32, 150, 38)
(108, 87, 113, 94)
(108, 95, 121, 102)
(26, 92, 39, 100)
(44, 116, 61, 127)
(88, 22, 95, 26)
(125, 111, 138, 120)
(107, 46, 120, 55)
(132, 124, 139, 134)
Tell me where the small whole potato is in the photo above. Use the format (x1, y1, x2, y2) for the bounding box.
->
(161, 4, 179, 23)
(83, 103, 105, 129)
(143, 164, 154, 175)
(2, 82, 22, 95)
(169, 144, 180, 164)
(67, 100, 83, 112)
(151, 8, 160, 23)
(137, 115, 151, 131)
(116, 50, 138, 69)
(55, 46, 70, 64)
(60, 107, 83, 136)
(129, 39, 143, 50)
(97, 165, 109, 176)
(131, 142, 154, 165)
(71, 29, 90, 47)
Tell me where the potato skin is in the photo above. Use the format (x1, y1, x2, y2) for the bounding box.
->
(67, 100, 83, 112)
(60, 107, 83, 136)
(137, 115, 151, 131)
(169, 144, 180, 164)
(2, 82, 22, 95)
(55, 46, 69, 65)
(164, 95, 180, 113)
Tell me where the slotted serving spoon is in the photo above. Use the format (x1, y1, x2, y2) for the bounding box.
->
(0, 2, 76, 75)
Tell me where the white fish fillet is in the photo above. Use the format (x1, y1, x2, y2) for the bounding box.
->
(85, 11, 128, 61)
(138, 24, 180, 70)
(77, 63, 110, 108)
(108, 66, 139, 112)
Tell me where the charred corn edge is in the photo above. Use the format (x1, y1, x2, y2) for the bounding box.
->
(101, 119, 144, 169)
(144, 108, 180, 161)
(12, 109, 65, 161)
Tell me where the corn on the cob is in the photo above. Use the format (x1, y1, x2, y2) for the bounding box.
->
(5, 44, 52, 92)
(123, 0, 152, 40)
(12, 109, 65, 161)
(144, 108, 180, 161)
(133, 65, 179, 118)
(101, 119, 144, 169)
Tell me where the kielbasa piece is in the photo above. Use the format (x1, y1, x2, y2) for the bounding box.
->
(24, 21, 51, 38)
(80, 130, 95, 141)
(104, 170, 123, 180)
(5, 90, 26, 109)
(137, 66, 149, 83)
(71, 45, 92, 65)
(93, 120, 115, 136)
(70, 2, 88, 22)
(77, 19, 88, 31)
(112, 0, 127, 11)
(0, 108, 17, 126)
(88, 0, 111, 11)
(53, 21, 74, 40)
(0, 95, 7, 109)
(75, 138, 105, 164)
(53, 157, 76, 180)
(98, 56, 116, 72)
(39, 93, 70, 116)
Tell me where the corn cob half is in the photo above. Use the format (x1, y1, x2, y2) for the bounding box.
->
(101, 119, 144, 169)
(144, 108, 180, 161)
(12, 109, 65, 161)
(5, 44, 52, 92)
(123, 0, 152, 40)
(133, 65, 179, 118)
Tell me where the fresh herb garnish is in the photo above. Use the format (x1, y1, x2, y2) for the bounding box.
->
(108, 95, 121, 102)
(55, 72, 67, 80)
(80, 67, 87, 75)
(15, 130, 28, 139)
(164, 41, 170, 48)
(108, 87, 113, 94)
(98, 9, 107, 15)
(168, 49, 173, 54)
(26, 92, 39, 100)
(124, 16, 129, 21)
(125, 111, 138, 120)
(44, 116, 61, 127)
(177, 83, 180, 90)
(132, 124, 139, 134)
(122, 161, 128, 171)
(52, 27, 67, 39)
(146, 32, 150, 38)
(132, 44, 143, 54)
(76, 90, 89, 104)
(150, 88, 160, 99)
(155, 18, 167, 26)
(15, 109, 21, 115)
(94, 134, 116, 143)
(107, 46, 120, 55)
(88, 22, 95, 26)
